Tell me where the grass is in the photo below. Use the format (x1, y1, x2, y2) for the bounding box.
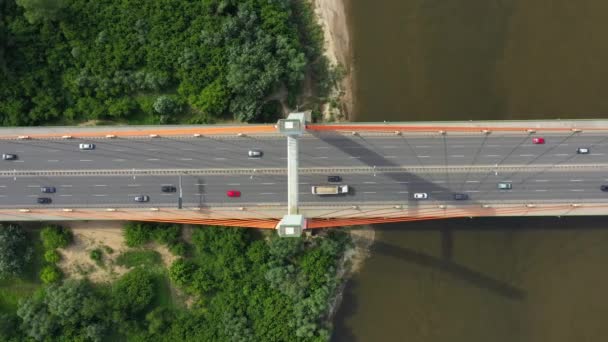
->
(116, 250, 162, 269)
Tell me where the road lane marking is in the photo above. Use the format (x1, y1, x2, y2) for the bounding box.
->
(431, 191, 443, 193)
(27, 195, 38, 197)
(181, 148, 197, 151)
(79, 159, 92, 162)
(349, 156, 361, 159)
(60, 185, 72, 187)
(47, 160, 59, 162)
(60, 194, 72, 197)
(0, 185, 5, 188)
(398, 191, 409, 193)
(195, 183, 206, 186)
(382, 146, 397, 149)
(127, 184, 140, 187)
(519, 154, 535, 157)
(112, 159, 125, 162)
(261, 183, 275, 185)
(27, 185, 39, 188)
(213, 158, 226, 160)
(418, 155, 430, 158)
(14, 160, 24, 162)
(228, 183, 241, 186)
(451, 145, 464, 148)
(535, 180, 548, 182)
(434, 181, 446, 183)
(146, 158, 160, 161)
(466, 180, 479, 183)
(485, 154, 501, 157)
(363, 182, 377, 184)
(180, 158, 194, 161)
(570, 189, 584, 192)
(313, 156, 329, 159)
(363, 191, 377, 194)
(415, 146, 430, 148)
(316, 146, 330, 149)
(384, 156, 398, 158)
(534, 190, 548, 192)
(259, 192, 275, 195)
(570, 179, 583, 182)
(591, 153, 605, 156)
(465, 190, 480, 193)
(298, 182, 309, 185)
(146, 148, 160, 151)
(161, 193, 174, 196)
(554, 154, 568, 156)
(450, 155, 465, 158)
(127, 194, 140, 196)
(94, 185, 107, 187)
(47, 149, 59, 152)
(0, 195, 6, 197)
(487, 145, 500, 147)
(397, 181, 409, 184)
(92, 194, 108, 197)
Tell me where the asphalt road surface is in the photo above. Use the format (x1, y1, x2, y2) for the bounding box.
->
(1, 131, 608, 208)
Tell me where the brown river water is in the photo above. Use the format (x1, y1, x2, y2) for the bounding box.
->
(332, 1, 608, 341)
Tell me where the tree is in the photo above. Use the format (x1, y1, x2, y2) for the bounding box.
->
(45, 280, 104, 326)
(153, 95, 180, 116)
(0, 224, 32, 279)
(40, 225, 72, 250)
(15, 0, 66, 24)
(17, 297, 57, 341)
(40, 264, 62, 284)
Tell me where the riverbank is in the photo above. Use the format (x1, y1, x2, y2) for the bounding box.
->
(313, 0, 354, 121)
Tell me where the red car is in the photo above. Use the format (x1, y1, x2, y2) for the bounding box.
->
(226, 190, 241, 197)
(532, 137, 545, 144)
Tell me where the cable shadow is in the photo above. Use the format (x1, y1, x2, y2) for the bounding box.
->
(373, 239, 525, 300)
(308, 131, 496, 218)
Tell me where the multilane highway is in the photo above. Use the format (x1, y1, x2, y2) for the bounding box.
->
(1, 130, 608, 208)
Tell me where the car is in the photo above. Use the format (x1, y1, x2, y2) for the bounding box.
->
(79, 143, 95, 150)
(413, 193, 428, 199)
(161, 185, 176, 193)
(601, 185, 608, 192)
(532, 137, 545, 144)
(453, 193, 469, 200)
(2, 154, 17, 160)
(227, 190, 241, 197)
(498, 183, 512, 190)
(41, 187, 56, 193)
(248, 150, 263, 158)
(37, 197, 52, 204)
(327, 175, 342, 183)
(134, 195, 149, 202)
(577, 147, 589, 154)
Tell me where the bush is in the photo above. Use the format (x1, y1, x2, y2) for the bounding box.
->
(124, 222, 152, 247)
(112, 268, 154, 316)
(40, 225, 73, 250)
(152, 225, 181, 245)
(44, 250, 61, 263)
(40, 265, 62, 284)
(0, 224, 32, 279)
(103, 245, 114, 254)
(89, 249, 103, 266)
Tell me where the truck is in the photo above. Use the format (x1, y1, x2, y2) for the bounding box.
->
(311, 185, 349, 195)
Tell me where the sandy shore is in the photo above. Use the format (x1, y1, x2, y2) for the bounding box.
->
(313, 0, 355, 121)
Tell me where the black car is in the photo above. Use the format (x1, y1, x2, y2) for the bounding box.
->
(327, 176, 342, 183)
(601, 185, 608, 192)
(41, 186, 56, 193)
(37, 197, 52, 204)
(453, 193, 469, 200)
(161, 185, 177, 193)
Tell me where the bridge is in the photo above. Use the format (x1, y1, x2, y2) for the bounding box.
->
(1, 117, 608, 235)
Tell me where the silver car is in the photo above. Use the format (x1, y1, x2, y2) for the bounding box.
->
(498, 183, 512, 190)
(134, 195, 150, 202)
(248, 150, 263, 158)
(79, 143, 95, 150)
(413, 193, 428, 199)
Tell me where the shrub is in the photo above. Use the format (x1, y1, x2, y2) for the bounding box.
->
(44, 250, 61, 263)
(123, 222, 152, 247)
(40, 225, 73, 250)
(89, 249, 103, 266)
(103, 245, 114, 254)
(152, 225, 181, 245)
(0, 224, 32, 279)
(40, 265, 62, 284)
(112, 268, 154, 316)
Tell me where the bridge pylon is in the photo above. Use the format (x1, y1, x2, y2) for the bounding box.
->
(276, 113, 308, 237)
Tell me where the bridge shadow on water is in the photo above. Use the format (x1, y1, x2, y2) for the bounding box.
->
(309, 131, 497, 218)
(331, 216, 608, 341)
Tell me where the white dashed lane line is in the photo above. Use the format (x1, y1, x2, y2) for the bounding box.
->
(112, 159, 125, 162)
(146, 158, 160, 161)
(92, 194, 108, 197)
(79, 159, 92, 162)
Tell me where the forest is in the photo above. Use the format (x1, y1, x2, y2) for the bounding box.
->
(0, 223, 352, 341)
(0, 0, 331, 125)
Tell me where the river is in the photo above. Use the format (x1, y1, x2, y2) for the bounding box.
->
(332, 1, 608, 341)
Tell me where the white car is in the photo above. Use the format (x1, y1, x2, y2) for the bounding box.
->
(79, 143, 95, 150)
(248, 150, 263, 158)
(413, 193, 428, 200)
(577, 147, 589, 154)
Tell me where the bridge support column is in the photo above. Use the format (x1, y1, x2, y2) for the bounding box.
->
(276, 113, 309, 237)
